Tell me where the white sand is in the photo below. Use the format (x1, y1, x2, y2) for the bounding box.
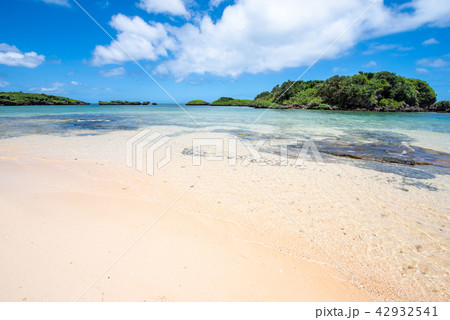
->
(0, 129, 448, 301)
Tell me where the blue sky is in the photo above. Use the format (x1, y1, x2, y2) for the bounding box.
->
(0, 0, 449, 103)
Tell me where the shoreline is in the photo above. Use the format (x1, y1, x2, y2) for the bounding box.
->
(249, 104, 450, 112)
(206, 103, 450, 112)
(1, 102, 449, 112)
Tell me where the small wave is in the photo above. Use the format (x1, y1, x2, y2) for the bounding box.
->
(76, 119, 111, 123)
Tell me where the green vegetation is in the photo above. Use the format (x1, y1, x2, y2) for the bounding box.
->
(432, 101, 450, 112)
(211, 97, 253, 106)
(99, 100, 142, 105)
(249, 99, 278, 108)
(251, 71, 440, 111)
(186, 100, 210, 105)
(142, 101, 150, 105)
(0, 92, 88, 106)
(255, 80, 324, 107)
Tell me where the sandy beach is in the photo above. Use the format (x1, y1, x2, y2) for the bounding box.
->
(0, 128, 448, 302)
(3, 0, 450, 312)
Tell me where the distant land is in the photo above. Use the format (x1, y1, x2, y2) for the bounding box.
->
(186, 97, 253, 106)
(186, 100, 210, 105)
(193, 71, 450, 112)
(211, 97, 253, 106)
(0, 92, 89, 106)
(0, 94, 160, 106)
(99, 100, 150, 105)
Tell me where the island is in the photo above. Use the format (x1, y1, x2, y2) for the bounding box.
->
(431, 101, 450, 112)
(210, 97, 252, 106)
(249, 71, 449, 112)
(186, 100, 210, 105)
(193, 72, 448, 112)
(0, 92, 89, 106)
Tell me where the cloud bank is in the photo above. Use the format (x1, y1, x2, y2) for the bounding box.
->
(92, 0, 450, 78)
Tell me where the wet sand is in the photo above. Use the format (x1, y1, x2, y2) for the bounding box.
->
(0, 130, 448, 301)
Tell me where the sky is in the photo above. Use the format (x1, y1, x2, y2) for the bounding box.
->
(0, 0, 449, 103)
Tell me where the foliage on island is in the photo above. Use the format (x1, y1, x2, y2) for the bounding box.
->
(432, 100, 450, 112)
(250, 71, 445, 112)
(99, 100, 149, 105)
(0, 92, 89, 106)
(210, 97, 253, 106)
(186, 100, 210, 105)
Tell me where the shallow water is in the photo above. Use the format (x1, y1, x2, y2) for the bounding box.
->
(1, 104, 449, 179)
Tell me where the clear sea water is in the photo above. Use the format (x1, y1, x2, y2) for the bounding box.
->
(1, 104, 449, 179)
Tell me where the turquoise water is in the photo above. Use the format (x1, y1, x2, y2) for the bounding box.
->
(0, 104, 448, 136)
(1, 104, 449, 177)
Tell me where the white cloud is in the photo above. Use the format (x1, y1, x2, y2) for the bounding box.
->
(416, 68, 429, 74)
(41, 82, 65, 93)
(371, 44, 398, 51)
(137, 0, 188, 17)
(71, 81, 80, 85)
(0, 43, 45, 68)
(363, 61, 377, 68)
(92, 14, 176, 65)
(210, 0, 226, 7)
(416, 58, 448, 67)
(0, 81, 10, 88)
(41, 0, 70, 6)
(93, 0, 450, 78)
(99, 67, 126, 77)
(363, 43, 413, 55)
(422, 38, 439, 45)
(158, 0, 372, 78)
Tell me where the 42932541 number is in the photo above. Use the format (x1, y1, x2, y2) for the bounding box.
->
(375, 306, 437, 317)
